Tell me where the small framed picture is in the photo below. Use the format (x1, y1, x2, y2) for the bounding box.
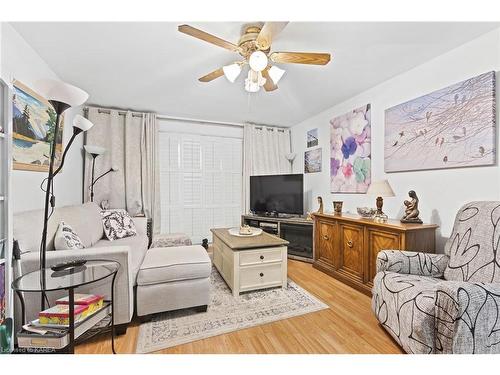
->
(305, 148, 322, 173)
(307, 128, 318, 148)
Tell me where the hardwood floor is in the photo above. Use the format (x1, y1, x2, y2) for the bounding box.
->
(76, 260, 403, 354)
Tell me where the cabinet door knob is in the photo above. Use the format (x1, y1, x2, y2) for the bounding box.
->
(323, 235, 329, 241)
(347, 239, 354, 248)
(260, 255, 264, 260)
(259, 272, 264, 277)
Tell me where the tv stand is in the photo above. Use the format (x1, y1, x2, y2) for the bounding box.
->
(241, 214, 314, 263)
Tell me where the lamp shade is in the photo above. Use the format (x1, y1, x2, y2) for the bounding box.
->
(34, 79, 89, 107)
(73, 114, 94, 132)
(268, 66, 285, 84)
(222, 63, 242, 83)
(84, 145, 106, 156)
(249, 51, 268, 72)
(366, 179, 395, 197)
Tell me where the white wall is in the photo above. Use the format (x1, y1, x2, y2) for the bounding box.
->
(1, 23, 84, 213)
(291, 28, 500, 252)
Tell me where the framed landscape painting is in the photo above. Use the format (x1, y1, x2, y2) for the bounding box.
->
(384, 71, 496, 172)
(12, 80, 64, 172)
(330, 104, 371, 193)
(304, 148, 322, 173)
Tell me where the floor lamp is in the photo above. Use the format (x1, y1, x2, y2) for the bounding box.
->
(34, 80, 91, 310)
(84, 145, 106, 202)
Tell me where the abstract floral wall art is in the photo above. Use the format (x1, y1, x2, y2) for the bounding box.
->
(304, 148, 322, 173)
(384, 71, 496, 172)
(330, 104, 371, 193)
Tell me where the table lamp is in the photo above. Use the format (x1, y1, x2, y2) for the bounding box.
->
(366, 179, 395, 222)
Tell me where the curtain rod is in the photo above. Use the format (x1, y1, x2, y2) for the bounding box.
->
(83, 106, 287, 129)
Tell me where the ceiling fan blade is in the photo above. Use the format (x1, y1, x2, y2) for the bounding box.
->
(198, 68, 225, 82)
(270, 52, 331, 65)
(256, 22, 289, 50)
(178, 24, 240, 53)
(261, 68, 278, 91)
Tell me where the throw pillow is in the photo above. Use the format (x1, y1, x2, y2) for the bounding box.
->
(101, 209, 137, 241)
(54, 221, 85, 250)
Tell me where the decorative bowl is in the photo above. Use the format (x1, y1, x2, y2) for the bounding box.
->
(357, 207, 376, 218)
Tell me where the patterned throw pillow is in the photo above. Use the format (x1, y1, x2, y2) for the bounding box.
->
(54, 221, 85, 250)
(101, 209, 137, 241)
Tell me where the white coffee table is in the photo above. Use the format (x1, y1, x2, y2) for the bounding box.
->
(210, 228, 289, 297)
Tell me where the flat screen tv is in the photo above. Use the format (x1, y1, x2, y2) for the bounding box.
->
(250, 174, 304, 215)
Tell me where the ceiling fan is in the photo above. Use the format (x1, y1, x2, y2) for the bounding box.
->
(178, 22, 331, 93)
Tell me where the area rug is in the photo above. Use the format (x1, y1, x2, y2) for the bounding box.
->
(135, 267, 328, 353)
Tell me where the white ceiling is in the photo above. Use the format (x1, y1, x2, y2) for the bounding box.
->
(11, 22, 500, 127)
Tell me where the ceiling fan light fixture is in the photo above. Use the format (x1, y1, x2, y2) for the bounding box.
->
(222, 63, 242, 83)
(245, 70, 262, 93)
(268, 66, 286, 84)
(249, 51, 268, 72)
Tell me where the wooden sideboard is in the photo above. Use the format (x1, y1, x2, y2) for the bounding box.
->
(312, 213, 438, 295)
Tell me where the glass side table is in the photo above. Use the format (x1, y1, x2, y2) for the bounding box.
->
(12, 259, 120, 354)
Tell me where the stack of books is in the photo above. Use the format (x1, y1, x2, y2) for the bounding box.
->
(18, 294, 108, 350)
(38, 294, 105, 326)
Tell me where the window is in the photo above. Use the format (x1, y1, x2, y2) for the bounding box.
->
(159, 132, 242, 244)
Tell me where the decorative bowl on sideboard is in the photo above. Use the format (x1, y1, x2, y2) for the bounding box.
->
(357, 207, 376, 218)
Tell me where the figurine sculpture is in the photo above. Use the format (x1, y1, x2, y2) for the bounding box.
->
(317, 196, 324, 214)
(306, 196, 324, 220)
(400, 190, 423, 224)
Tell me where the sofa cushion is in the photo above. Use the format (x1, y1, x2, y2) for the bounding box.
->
(93, 234, 149, 281)
(372, 271, 441, 354)
(54, 221, 84, 250)
(137, 245, 211, 286)
(101, 209, 137, 241)
(14, 202, 104, 252)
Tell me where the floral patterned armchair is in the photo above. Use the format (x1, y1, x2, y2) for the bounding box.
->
(372, 201, 500, 354)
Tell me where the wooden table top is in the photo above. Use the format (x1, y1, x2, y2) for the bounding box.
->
(312, 212, 439, 231)
(211, 227, 289, 250)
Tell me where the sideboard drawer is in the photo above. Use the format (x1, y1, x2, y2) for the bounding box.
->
(240, 263, 283, 290)
(239, 247, 283, 266)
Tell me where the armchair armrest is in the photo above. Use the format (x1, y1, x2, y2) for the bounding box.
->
(434, 281, 500, 354)
(376, 250, 449, 277)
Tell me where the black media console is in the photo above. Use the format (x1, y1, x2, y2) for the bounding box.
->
(241, 214, 314, 263)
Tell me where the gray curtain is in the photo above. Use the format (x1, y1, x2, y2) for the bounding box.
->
(84, 107, 160, 234)
(242, 124, 292, 213)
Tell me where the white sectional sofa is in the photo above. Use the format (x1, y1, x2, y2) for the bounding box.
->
(13, 202, 149, 334)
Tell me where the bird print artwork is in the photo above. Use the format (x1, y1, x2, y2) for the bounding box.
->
(426, 111, 432, 122)
(384, 71, 495, 172)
